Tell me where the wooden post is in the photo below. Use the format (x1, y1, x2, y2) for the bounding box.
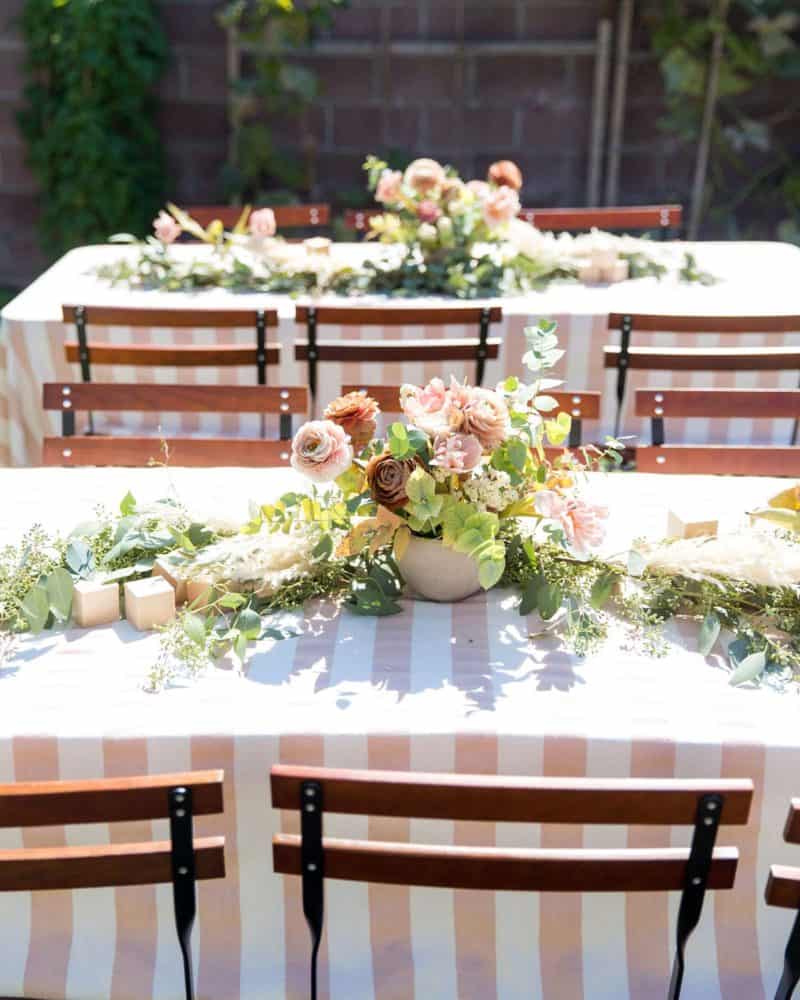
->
(688, 0, 732, 239)
(605, 0, 634, 205)
(587, 18, 613, 206)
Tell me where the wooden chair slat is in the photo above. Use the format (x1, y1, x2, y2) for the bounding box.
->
(270, 766, 753, 824)
(44, 436, 294, 468)
(295, 338, 501, 363)
(294, 306, 503, 326)
(603, 345, 800, 372)
(608, 313, 800, 334)
(43, 383, 308, 414)
(765, 865, 800, 909)
(62, 305, 280, 328)
(0, 771, 223, 828)
(0, 837, 224, 892)
(519, 205, 682, 231)
(636, 388, 800, 419)
(185, 204, 330, 229)
(64, 343, 281, 368)
(785, 800, 800, 844)
(273, 835, 737, 892)
(341, 384, 601, 419)
(636, 446, 800, 476)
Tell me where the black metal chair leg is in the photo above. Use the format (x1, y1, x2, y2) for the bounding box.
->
(775, 911, 800, 1000)
(301, 779, 324, 1000)
(169, 785, 198, 1000)
(613, 313, 632, 440)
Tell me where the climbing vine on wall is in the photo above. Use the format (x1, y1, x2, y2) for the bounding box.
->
(17, 0, 168, 258)
(218, 0, 349, 203)
(648, 0, 800, 241)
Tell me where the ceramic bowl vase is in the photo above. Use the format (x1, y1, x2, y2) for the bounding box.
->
(397, 535, 482, 602)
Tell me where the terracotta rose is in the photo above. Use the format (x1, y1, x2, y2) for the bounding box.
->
(366, 450, 417, 510)
(487, 160, 523, 191)
(324, 391, 379, 451)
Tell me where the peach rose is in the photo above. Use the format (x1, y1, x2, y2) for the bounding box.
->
(431, 432, 483, 474)
(482, 186, 521, 228)
(417, 200, 441, 224)
(366, 450, 418, 510)
(401, 377, 449, 436)
(452, 383, 511, 451)
(375, 169, 403, 204)
(153, 210, 181, 244)
(290, 420, 353, 483)
(534, 491, 608, 557)
(323, 391, 379, 451)
(249, 207, 277, 238)
(403, 158, 446, 194)
(488, 160, 523, 191)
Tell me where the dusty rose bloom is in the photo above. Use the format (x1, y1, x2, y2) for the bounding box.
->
(534, 491, 608, 557)
(403, 158, 446, 194)
(249, 207, 277, 238)
(290, 420, 353, 483)
(482, 186, 521, 228)
(375, 169, 403, 204)
(451, 383, 511, 451)
(366, 450, 417, 510)
(401, 377, 448, 436)
(488, 160, 523, 191)
(324, 391, 379, 451)
(431, 432, 483, 473)
(441, 176, 465, 203)
(416, 200, 442, 224)
(153, 210, 181, 244)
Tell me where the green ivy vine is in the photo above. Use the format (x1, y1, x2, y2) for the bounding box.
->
(17, 0, 167, 258)
(648, 0, 800, 241)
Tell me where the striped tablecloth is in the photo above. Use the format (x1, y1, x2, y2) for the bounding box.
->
(2, 241, 800, 466)
(1, 466, 800, 999)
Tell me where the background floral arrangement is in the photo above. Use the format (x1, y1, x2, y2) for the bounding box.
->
(97, 157, 714, 298)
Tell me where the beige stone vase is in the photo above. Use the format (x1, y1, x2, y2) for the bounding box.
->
(396, 535, 482, 603)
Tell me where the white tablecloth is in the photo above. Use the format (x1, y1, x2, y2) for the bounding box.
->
(1, 466, 799, 999)
(2, 240, 800, 465)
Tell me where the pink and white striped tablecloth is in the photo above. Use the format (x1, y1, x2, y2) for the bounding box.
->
(2, 241, 800, 466)
(1, 466, 800, 999)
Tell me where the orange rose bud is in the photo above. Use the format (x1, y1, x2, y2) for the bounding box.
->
(487, 160, 523, 191)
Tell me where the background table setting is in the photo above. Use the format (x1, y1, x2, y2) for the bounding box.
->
(1, 463, 800, 1000)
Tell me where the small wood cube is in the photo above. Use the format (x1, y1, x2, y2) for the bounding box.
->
(601, 259, 629, 283)
(577, 262, 602, 284)
(72, 580, 120, 628)
(590, 247, 617, 271)
(153, 556, 188, 604)
(667, 509, 719, 540)
(124, 577, 176, 631)
(185, 577, 217, 608)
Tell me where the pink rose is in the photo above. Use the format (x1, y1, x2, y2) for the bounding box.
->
(249, 207, 277, 238)
(403, 158, 446, 194)
(417, 200, 441, 224)
(153, 210, 181, 244)
(290, 420, 353, 483)
(375, 169, 403, 204)
(448, 380, 510, 451)
(466, 180, 490, 201)
(534, 492, 608, 557)
(431, 433, 483, 474)
(482, 186, 521, 228)
(400, 377, 449, 436)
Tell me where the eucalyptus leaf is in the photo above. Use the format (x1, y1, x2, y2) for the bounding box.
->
(538, 581, 563, 620)
(183, 613, 207, 648)
(698, 612, 721, 656)
(519, 577, 541, 616)
(728, 651, 767, 687)
(46, 568, 74, 621)
(21, 585, 50, 633)
(236, 608, 262, 640)
(65, 539, 94, 579)
(120, 491, 137, 516)
(590, 571, 616, 610)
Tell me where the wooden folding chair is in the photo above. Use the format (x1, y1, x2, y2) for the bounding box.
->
(0, 770, 225, 1000)
(42, 383, 308, 467)
(342, 383, 600, 449)
(635, 388, 800, 475)
(271, 765, 753, 1000)
(766, 800, 800, 999)
(186, 204, 330, 229)
(604, 313, 800, 437)
(295, 305, 503, 403)
(519, 204, 682, 237)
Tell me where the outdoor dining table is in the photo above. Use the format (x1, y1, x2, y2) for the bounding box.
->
(2, 239, 800, 467)
(1, 463, 799, 999)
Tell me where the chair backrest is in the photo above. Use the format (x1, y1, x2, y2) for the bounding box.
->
(185, 204, 330, 229)
(635, 388, 800, 475)
(42, 383, 308, 467)
(294, 305, 503, 400)
(0, 770, 225, 1000)
(765, 800, 800, 1000)
(341, 384, 600, 448)
(61, 305, 281, 387)
(605, 313, 800, 437)
(272, 764, 752, 999)
(344, 205, 682, 235)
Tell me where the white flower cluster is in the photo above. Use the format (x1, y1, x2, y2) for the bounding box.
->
(461, 465, 524, 512)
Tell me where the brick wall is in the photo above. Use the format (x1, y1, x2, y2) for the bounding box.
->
(0, 0, 794, 289)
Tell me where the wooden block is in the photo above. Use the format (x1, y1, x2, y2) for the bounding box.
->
(590, 247, 617, 271)
(577, 262, 602, 284)
(72, 580, 120, 628)
(304, 236, 331, 256)
(124, 578, 176, 631)
(153, 556, 188, 604)
(601, 259, 629, 283)
(185, 577, 217, 608)
(667, 509, 719, 539)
